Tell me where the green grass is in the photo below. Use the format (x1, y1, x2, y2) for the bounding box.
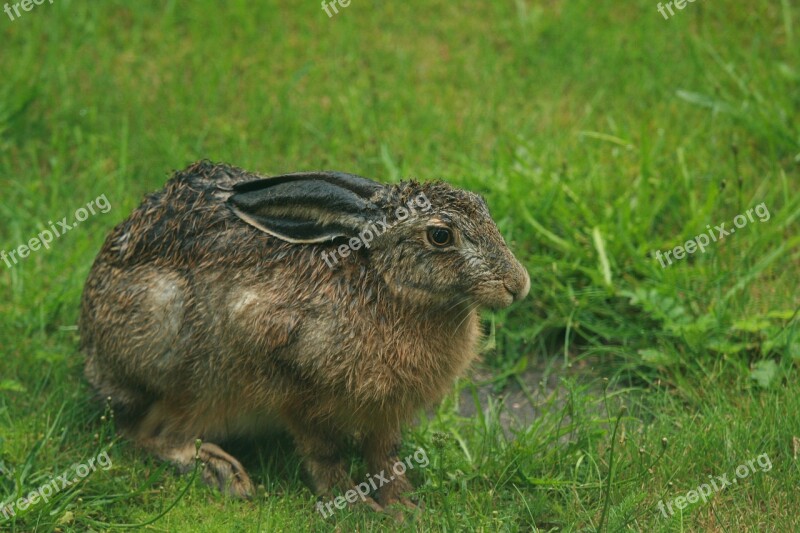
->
(1, 0, 799, 530)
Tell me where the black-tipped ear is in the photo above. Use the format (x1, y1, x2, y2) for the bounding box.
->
(227, 171, 386, 243)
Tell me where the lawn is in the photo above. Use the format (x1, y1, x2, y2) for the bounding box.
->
(1, 0, 798, 531)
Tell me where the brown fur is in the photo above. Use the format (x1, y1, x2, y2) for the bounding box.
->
(79, 161, 529, 510)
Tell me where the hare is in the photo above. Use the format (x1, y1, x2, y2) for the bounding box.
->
(79, 160, 529, 512)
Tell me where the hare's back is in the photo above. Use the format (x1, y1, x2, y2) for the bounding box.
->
(102, 161, 271, 268)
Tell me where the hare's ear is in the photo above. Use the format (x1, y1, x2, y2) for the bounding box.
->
(227, 171, 386, 243)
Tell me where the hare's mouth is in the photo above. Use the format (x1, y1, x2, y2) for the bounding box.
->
(492, 275, 530, 308)
(472, 280, 521, 310)
(504, 277, 530, 302)
(486, 266, 530, 308)
(486, 291, 515, 310)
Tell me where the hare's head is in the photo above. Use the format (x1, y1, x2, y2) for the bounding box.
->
(227, 171, 530, 310)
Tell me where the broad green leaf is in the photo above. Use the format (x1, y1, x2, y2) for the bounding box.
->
(750, 360, 780, 389)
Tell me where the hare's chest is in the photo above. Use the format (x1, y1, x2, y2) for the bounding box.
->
(349, 310, 482, 406)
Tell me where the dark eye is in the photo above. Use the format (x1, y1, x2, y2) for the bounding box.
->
(427, 227, 453, 247)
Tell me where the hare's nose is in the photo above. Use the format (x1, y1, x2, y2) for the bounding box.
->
(504, 268, 530, 302)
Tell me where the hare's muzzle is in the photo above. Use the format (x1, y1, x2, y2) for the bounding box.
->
(504, 262, 530, 303)
(476, 257, 530, 310)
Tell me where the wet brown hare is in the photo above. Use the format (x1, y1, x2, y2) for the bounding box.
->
(80, 161, 529, 512)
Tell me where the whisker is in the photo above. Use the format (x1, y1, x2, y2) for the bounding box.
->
(454, 302, 480, 332)
(441, 294, 473, 317)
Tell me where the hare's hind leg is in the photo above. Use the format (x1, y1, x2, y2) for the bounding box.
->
(133, 402, 255, 498)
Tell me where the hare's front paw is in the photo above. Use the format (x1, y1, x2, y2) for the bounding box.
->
(161, 441, 254, 499)
(196, 442, 255, 498)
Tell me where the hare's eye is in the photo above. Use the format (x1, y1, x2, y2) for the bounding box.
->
(427, 227, 453, 247)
